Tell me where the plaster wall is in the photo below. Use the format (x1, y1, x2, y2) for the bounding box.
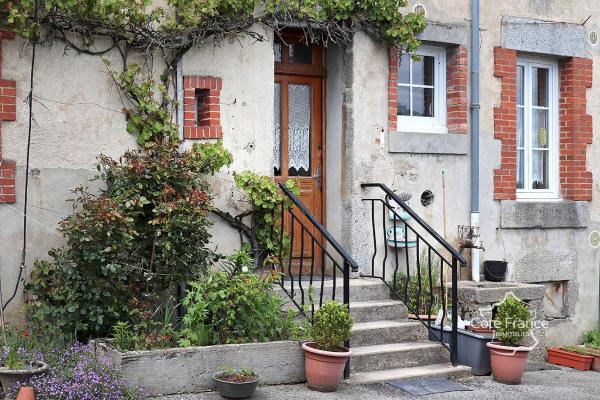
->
(0, 25, 275, 317)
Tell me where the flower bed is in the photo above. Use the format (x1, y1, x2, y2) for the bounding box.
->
(93, 340, 305, 396)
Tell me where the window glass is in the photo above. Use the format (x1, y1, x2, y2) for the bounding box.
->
(396, 51, 436, 118)
(516, 60, 556, 197)
(412, 56, 435, 85)
(289, 44, 312, 64)
(399, 53, 411, 84)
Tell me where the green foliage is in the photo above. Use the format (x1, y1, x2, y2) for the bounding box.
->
(0, 325, 72, 370)
(108, 63, 179, 145)
(27, 140, 232, 340)
(234, 171, 298, 265)
(178, 253, 298, 346)
(393, 253, 441, 316)
(218, 366, 256, 377)
(583, 330, 600, 349)
(311, 301, 353, 352)
(492, 294, 532, 347)
(561, 345, 591, 355)
(3, 0, 425, 53)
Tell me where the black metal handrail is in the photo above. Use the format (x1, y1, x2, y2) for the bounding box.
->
(276, 183, 355, 378)
(361, 183, 466, 366)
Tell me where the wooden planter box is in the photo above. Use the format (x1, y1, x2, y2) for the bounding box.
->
(547, 347, 593, 371)
(92, 340, 305, 396)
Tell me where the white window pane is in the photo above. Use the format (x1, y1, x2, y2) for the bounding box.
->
(532, 109, 549, 148)
(517, 65, 524, 106)
(397, 86, 410, 116)
(533, 67, 549, 107)
(288, 84, 311, 176)
(532, 150, 549, 189)
(517, 108, 524, 147)
(399, 53, 411, 84)
(273, 83, 281, 176)
(412, 56, 435, 86)
(412, 87, 434, 117)
(517, 149, 524, 189)
(274, 42, 282, 63)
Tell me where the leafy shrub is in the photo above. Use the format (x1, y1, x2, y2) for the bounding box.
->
(393, 254, 441, 316)
(178, 252, 298, 346)
(7, 343, 145, 399)
(311, 301, 353, 352)
(492, 294, 532, 347)
(583, 330, 600, 349)
(0, 325, 73, 370)
(27, 140, 232, 339)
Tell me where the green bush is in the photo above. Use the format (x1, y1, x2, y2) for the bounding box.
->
(311, 301, 353, 352)
(393, 254, 441, 316)
(492, 294, 532, 347)
(178, 253, 298, 346)
(26, 140, 232, 340)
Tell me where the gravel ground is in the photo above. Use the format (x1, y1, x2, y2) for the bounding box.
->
(155, 367, 600, 400)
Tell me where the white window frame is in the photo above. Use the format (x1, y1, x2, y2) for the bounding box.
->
(396, 46, 447, 134)
(516, 56, 559, 200)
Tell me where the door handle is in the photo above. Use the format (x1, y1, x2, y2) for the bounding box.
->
(315, 166, 321, 191)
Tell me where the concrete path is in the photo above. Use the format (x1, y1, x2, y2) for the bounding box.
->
(155, 367, 600, 399)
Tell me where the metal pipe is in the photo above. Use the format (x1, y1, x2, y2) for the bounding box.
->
(470, 0, 481, 281)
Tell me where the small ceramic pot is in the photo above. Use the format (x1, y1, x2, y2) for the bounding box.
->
(16, 386, 36, 400)
(486, 342, 531, 384)
(212, 371, 259, 399)
(302, 342, 351, 392)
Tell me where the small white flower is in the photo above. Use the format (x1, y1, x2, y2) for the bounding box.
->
(241, 266, 249, 273)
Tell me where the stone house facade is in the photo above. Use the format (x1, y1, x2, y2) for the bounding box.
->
(0, 0, 599, 347)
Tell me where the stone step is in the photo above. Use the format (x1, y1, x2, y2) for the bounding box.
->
(276, 277, 390, 303)
(349, 299, 407, 323)
(348, 363, 472, 385)
(351, 320, 426, 346)
(351, 341, 449, 372)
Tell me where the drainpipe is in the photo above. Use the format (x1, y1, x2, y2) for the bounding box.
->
(470, 0, 481, 282)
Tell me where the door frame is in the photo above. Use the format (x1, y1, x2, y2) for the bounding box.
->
(274, 31, 328, 228)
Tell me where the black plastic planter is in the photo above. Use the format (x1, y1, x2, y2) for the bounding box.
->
(483, 260, 507, 282)
(430, 326, 494, 375)
(213, 372, 260, 399)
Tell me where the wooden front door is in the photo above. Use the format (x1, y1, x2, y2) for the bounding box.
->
(274, 36, 325, 270)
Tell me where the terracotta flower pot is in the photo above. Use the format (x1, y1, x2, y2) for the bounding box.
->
(486, 342, 531, 384)
(16, 387, 35, 400)
(302, 342, 351, 392)
(547, 347, 593, 371)
(591, 355, 600, 372)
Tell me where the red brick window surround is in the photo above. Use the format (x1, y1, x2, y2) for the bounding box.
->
(0, 30, 16, 204)
(493, 47, 593, 201)
(388, 45, 468, 134)
(183, 76, 222, 139)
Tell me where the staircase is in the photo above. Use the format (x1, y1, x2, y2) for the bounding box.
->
(278, 278, 470, 384)
(274, 182, 470, 384)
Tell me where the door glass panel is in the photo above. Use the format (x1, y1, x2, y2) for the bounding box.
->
(289, 44, 312, 64)
(412, 55, 435, 85)
(273, 83, 281, 176)
(274, 42, 282, 63)
(288, 84, 311, 176)
(533, 67, 549, 107)
(532, 150, 549, 189)
(412, 87, 434, 117)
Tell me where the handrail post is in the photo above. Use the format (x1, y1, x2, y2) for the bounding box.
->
(451, 256, 459, 366)
(343, 259, 350, 379)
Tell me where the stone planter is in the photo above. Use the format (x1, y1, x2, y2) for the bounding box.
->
(429, 325, 493, 375)
(93, 340, 304, 396)
(0, 362, 48, 393)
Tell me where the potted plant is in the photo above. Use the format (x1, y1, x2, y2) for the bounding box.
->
(302, 300, 353, 391)
(212, 367, 260, 399)
(583, 330, 600, 372)
(0, 329, 48, 394)
(547, 346, 593, 371)
(486, 294, 533, 384)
